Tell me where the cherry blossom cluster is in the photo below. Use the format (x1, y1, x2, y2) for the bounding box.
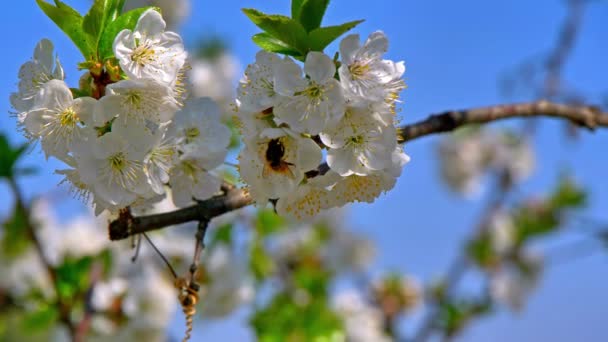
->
(10, 9, 230, 214)
(438, 128, 535, 196)
(236, 31, 409, 220)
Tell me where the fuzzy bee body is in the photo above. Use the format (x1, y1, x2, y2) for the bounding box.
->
(263, 138, 295, 179)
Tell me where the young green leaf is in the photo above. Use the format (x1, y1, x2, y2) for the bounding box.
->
(308, 19, 364, 51)
(291, 0, 306, 19)
(97, 7, 156, 60)
(550, 177, 587, 209)
(20, 304, 59, 332)
(1, 205, 31, 259)
(36, 0, 94, 59)
(298, 0, 330, 32)
(252, 33, 303, 57)
(242, 8, 310, 54)
(83, 0, 126, 53)
(0, 134, 28, 179)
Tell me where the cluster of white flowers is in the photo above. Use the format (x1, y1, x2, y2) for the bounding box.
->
(11, 9, 230, 214)
(236, 32, 409, 220)
(438, 128, 535, 196)
(333, 290, 391, 342)
(272, 209, 375, 272)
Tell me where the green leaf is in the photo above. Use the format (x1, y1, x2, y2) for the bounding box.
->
(242, 9, 309, 54)
(55, 256, 94, 300)
(250, 240, 275, 281)
(210, 223, 233, 246)
(466, 235, 498, 269)
(83, 0, 125, 54)
(0, 134, 29, 179)
(255, 208, 286, 235)
(291, 0, 305, 19)
(550, 177, 587, 209)
(21, 304, 58, 332)
(308, 19, 364, 51)
(252, 33, 303, 57)
(98, 7, 155, 60)
(513, 206, 559, 245)
(298, 0, 330, 32)
(1, 204, 31, 259)
(251, 292, 343, 341)
(36, 0, 94, 59)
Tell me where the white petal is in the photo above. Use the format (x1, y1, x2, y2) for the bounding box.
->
(135, 9, 166, 37)
(273, 57, 305, 96)
(297, 137, 322, 171)
(327, 148, 357, 177)
(304, 52, 335, 83)
(339, 34, 361, 66)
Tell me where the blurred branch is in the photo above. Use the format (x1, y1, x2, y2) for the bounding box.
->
(543, 0, 586, 98)
(74, 262, 103, 342)
(411, 171, 514, 342)
(7, 178, 77, 340)
(109, 100, 608, 240)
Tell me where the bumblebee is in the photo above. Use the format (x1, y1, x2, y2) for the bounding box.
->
(263, 138, 295, 179)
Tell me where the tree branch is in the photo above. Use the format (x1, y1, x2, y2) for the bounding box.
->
(109, 187, 251, 240)
(108, 100, 608, 241)
(398, 100, 608, 143)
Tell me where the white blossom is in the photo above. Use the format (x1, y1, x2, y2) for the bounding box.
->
(237, 50, 282, 113)
(23, 79, 96, 160)
(143, 125, 179, 195)
(339, 31, 406, 103)
(327, 170, 398, 208)
(11, 39, 64, 115)
(333, 290, 390, 342)
(121, 265, 178, 329)
(168, 97, 230, 166)
(199, 245, 254, 318)
(275, 171, 339, 221)
(73, 124, 152, 208)
(114, 9, 187, 84)
(238, 128, 322, 203)
(438, 129, 535, 196)
(488, 211, 516, 256)
(169, 157, 222, 207)
(322, 106, 397, 176)
(273, 52, 345, 135)
(96, 78, 179, 125)
(437, 129, 487, 195)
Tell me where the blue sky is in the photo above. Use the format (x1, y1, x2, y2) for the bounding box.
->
(1, 1, 607, 341)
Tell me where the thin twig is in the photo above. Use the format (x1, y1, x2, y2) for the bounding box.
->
(190, 220, 209, 283)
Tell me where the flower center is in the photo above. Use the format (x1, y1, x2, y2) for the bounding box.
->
(347, 135, 365, 147)
(349, 62, 370, 80)
(59, 107, 79, 128)
(131, 42, 157, 67)
(109, 152, 126, 172)
(182, 160, 200, 178)
(305, 84, 323, 99)
(185, 127, 200, 142)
